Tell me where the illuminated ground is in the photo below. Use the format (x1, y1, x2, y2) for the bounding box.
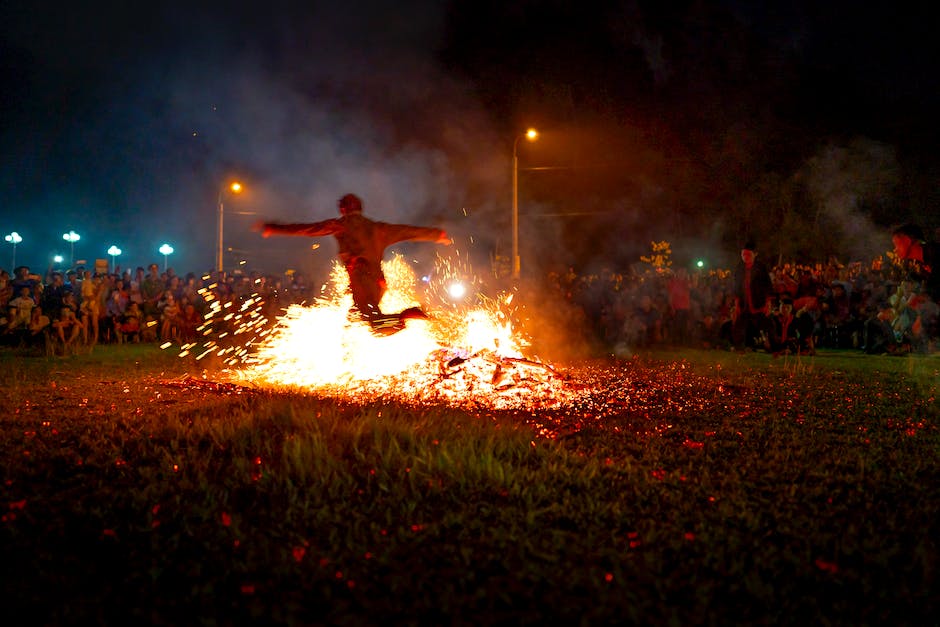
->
(1, 342, 937, 625)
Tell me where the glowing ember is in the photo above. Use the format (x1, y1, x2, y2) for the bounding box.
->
(185, 255, 582, 409)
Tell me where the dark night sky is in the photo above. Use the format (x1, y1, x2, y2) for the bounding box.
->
(2, 0, 938, 276)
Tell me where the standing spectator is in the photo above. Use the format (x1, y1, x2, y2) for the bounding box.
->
(79, 269, 96, 306)
(892, 224, 940, 302)
(64, 270, 78, 296)
(732, 240, 773, 351)
(78, 277, 101, 346)
(129, 266, 145, 296)
(667, 268, 692, 345)
(78, 278, 101, 346)
(140, 263, 165, 322)
(96, 274, 112, 336)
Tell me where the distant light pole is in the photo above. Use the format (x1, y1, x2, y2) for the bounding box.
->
(512, 128, 538, 279)
(62, 231, 80, 267)
(4, 231, 21, 269)
(159, 243, 174, 272)
(217, 181, 244, 273)
(53, 255, 64, 266)
(108, 245, 122, 274)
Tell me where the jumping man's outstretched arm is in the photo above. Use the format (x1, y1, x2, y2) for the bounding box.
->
(254, 219, 342, 238)
(378, 222, 452, 247)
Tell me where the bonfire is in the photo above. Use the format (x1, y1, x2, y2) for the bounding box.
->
(174, 255, 578, 410)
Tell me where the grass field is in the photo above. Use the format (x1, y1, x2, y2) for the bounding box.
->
(0, 344, 937, 625)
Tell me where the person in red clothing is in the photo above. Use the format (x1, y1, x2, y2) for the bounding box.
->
(769, 296, 815, 355)
(732, 239, 774, 351)
(256, 193, 452, 333)
(666, 267, 692, 345)
(892, 223, 939, 301)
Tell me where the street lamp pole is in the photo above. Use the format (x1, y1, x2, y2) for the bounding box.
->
(108, 245, 122, 274)
(511, 128, 538, 279)
(217, 181, 243, 273)
(62, 231, 80, 267)
(159, 244, 174, 272)
(4, 231, 21, 269)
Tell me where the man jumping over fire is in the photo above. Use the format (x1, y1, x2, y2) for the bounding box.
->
(255, 193, 452, 334)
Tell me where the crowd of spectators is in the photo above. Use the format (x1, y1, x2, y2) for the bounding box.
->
(3, 237, 938, 358)
(548, 249, 939, 356)
(0, 262, 316, 354)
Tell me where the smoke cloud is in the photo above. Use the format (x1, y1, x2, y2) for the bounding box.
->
(801, 137, 900, 261)
(1, 2, 508, 275)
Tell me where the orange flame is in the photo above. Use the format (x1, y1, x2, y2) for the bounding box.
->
(187, 254, 578, 409)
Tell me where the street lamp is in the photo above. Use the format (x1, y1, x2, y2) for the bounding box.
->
(159, 243, 174, 272)
(512, 128, 538, 279)
(108, 245, 122, 274)
(62, 231, 80, 267)
(217, 181, 244, 273)
(4, 231, 21, 269)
